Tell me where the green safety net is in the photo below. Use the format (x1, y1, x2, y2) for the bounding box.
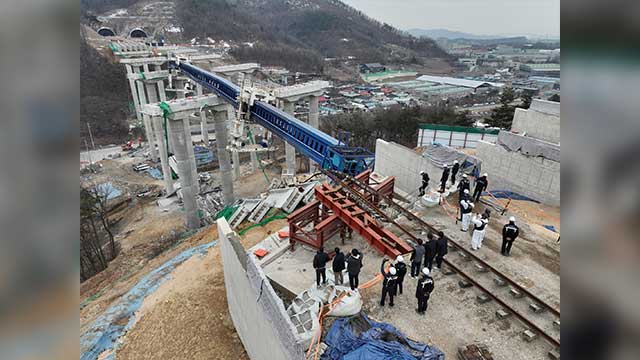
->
(215, 205, 239, 221)
(238, 213, 287, 236)
(246, 128, 270, 185)
(138, 72, 146, 80)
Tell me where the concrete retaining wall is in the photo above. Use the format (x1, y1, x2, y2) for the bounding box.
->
(374, 139, 442, 195)
(511, 107, 560, 144)
(476, 140, 560, 206)
(218, 218, 306, 360)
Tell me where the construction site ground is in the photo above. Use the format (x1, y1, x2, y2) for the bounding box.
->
(81, 149, 559, 359)
(80, 149, 284, 359)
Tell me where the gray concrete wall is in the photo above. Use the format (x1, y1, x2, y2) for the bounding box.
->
(374, 139, 468, 196)
(476, 140, 560, 206)
(511, 106, 560, 144)
(218, 219, 306, 360)
(529, 99, 560, 117)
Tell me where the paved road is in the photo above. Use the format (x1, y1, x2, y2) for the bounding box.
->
(80, 146, 123, 168)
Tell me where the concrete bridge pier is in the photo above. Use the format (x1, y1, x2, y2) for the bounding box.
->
(214, 108, 235, 206)
(151, 115, 174, 195)
(168, 115, 200, 229)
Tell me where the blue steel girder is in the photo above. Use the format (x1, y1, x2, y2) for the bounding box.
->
(169, 60, 374, 175)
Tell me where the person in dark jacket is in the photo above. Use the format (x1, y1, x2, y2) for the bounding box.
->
(332, 247, 346, 284)
(346, 249, 363, 290)
(410, 238, 425, 278)
(394, 255, 408, 295)
(458, 175, 470, 201)
(435, 230, 448, 269)
(380, 259, 398, 307)
(501, 217, 520, 256)
(418, 171, 430, 196)
(473, 173, 489, 202)
(440, 165, 450, 193)
(450, 160, 460, 185)
(313, 246, 329, 287)
(423, 232, 437, 271)
(415, 267, 435, 314)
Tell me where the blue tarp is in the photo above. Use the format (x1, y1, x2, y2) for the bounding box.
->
(321, 313, 445, 360)
(193, 146, 215, 165)
(146, 168, 163, 180)
(543, 225, 558, 233)
(95, 183, 121, 200)
(486, 190, 539, 203)
(80, 240, 218, 360)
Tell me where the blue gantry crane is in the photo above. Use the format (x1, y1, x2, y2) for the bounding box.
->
(169, 60, 374, 176)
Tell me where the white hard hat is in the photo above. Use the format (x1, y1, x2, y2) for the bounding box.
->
(420, 171, 425, 174)
(389, 267, 397, 275)
(509, 216, 516, 222)
(422, 267, 430, 276)
(396, 255, 404, 263)
(444, 164, 448, 168)
(454, 160, 459, 164)
(463, 189, 469, 194)
(483, 173, 488, 177)
(463, 174, 468, 178)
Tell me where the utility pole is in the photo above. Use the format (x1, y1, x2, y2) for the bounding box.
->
(87, 122, 96, 149)
(84, 138, 93, 166)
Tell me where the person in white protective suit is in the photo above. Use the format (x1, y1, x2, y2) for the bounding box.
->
(470, 212, 489, 250)
(460, 199, 475, 232)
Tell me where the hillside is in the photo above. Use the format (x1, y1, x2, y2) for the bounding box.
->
(176, 0, 454, 72)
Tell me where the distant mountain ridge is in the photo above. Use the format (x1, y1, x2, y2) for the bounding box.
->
(406, 28, 504, 40)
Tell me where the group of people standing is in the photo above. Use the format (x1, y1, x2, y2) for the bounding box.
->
(379, 254, 434, 316)
(313, 246, 363, 290)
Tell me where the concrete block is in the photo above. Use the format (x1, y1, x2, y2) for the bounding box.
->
(522, 329, 537, 342)
(474, 264, 488, 273)
(476, 294, 491, 304)
(529, 303, 544, 313)
(496, 309, 510, 319)
(458, 280, 473, 288)
(509, 288, 524, 298)
(548, 349, 560, 360)
(493, 277, 507, 287)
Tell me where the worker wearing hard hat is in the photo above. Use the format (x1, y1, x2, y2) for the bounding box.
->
(450, 160, 460, 185)
(460, 198, 475, 232)
(415, 267, 435, 315)
(501, 216, 520, 256)
(380, 259, 398, 307)
(418, 170, 430, 196)
(440, 165, 450, 193)
(472, 173, 489, 202)
(471, 212, 489, 250)
(394, 255, 408, 295)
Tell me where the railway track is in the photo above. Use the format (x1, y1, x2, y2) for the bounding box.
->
(322, 170, 560, 352)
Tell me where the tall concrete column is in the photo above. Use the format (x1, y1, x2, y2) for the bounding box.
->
(226, 105, 241, 179)
(308, 95, 320, 171)
(196, 85, 210, 146)
(232, 150, 240, 180)
(125, 65, 142, 121)
(144, 82, 160, 161)
(182, 116, 199, 192)
(152, 115, 173, 194)
(283, 101, 296, 177)
(168, 117, 200, 229)
(134, 66, 154, 153)
(213, 109, 235, 206)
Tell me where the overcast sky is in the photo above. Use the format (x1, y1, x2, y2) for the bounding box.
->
(341, 0, 560, 38)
